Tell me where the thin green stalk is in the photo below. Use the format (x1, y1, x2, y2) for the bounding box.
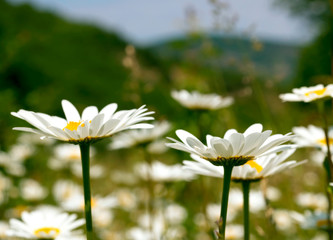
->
(219, 165, 234, 239)
(317, 101, 333, 238)
(79, 143, 94, 240)
(242, 181, 251, 240)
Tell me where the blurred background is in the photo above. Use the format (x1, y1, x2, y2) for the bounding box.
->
(1, 0, 332, 147)
(0, 0, 332, 239)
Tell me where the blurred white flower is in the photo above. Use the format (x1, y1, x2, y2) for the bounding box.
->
(279, 84, 333, 102)
(228, 189, 265, 213)
(17, 132, 55, 145)
(206, 188, 265, 225)
(183, 149, 302, 181)
(8, 144, 35, 162)
(272, 209, 298, 232)
(225, 224, 244, 240)
(129, 212, 165, 240)
(295, 210, 333, 231)
(309, 150, 327, 166)
(164, 204, 187, 225)
(206, 203, 237, 224)
(114, 188, 138, 210)
(20, 179, 48, 201)
(167, 123, 293, 169)
(129, 208, 187, 240)
(292, 125, 333, 152)
(265, 187, 281, 201)
(0, 221, 9, 239)
(53, 183, 117, 228)
(111, 171, 139, 185)
(12, 99, 154, 144)
(0, 143, 34, 176)
(53, 180, 82, 204)
(134, 161, 195, 182)
(70, 162, 105, 179)
(6, 208, 85, 239)
(171, 90, 233, 110)
(295, 192, 328, 211)
(0, 172, 11, 205)
(48, 144, 96, 170)
(147, 139, 169, 154)
(110, 121, 170, 150)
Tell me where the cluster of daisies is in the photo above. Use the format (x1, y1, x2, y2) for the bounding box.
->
(1, 84, 332, 240)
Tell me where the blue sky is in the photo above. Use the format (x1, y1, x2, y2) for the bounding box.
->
(9, 0, 314, 45)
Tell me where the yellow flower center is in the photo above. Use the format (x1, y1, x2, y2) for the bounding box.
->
(34, 227, 60, 238)
(246, 160, 263, 173)
(63, 121, 84, 131)
(317, 138, 333, 146)
(305, 88, 326, 97)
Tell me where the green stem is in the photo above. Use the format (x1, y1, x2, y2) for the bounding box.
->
(219, 165, 233, 239)
(79, 143, 94, 240)
(242, 181, 251, 240)
(317, 101, 333, 238)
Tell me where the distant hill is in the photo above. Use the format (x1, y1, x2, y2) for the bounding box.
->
(147, 34, 301, 81)
(0, 0, 170, 146)
(0, 0, 305, 147)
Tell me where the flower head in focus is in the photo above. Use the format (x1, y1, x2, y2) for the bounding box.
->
(6, 208, 85, 239)
(167, 123, 293, 169)
(12, 100, 154, 144)
(183, 149, 302, 181)
(279, 84, 333, 102)
(292, 125, 333, 152)
(171, 90, 233, 110)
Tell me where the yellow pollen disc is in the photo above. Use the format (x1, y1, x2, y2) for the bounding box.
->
(34, 227, 60, 238)
(63, 121, 83, 131)
(317, 138, 333, 146)
(246, 160, 263, 173)
(305, 88, 326, 97)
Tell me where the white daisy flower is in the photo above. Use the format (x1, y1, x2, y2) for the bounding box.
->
(167, 123, 293, 169)
(0, 221, 9, 239)
(70, 162, 105, 179)
(206, 189, 266, 221)
(171, 90, 234, 110)
(6, 208, 85, 239)
(20, 178, 48, 201)
(183, 149, 302, 181)
(54, 186, 117, 229)
(134, 160, 195, 182)
(224, 224, 244, 240)
(164, 204, 187, 225)
(279, 84, 333, 102)
(11, 99, 154, 144)
(53, 180, 82, 204)
(295, 192, 328, 211)
(292, 125, 333, 151)
(109, 121, 170, 149)
(0, 172, 11, 205)
(272, 209, 299, 232)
